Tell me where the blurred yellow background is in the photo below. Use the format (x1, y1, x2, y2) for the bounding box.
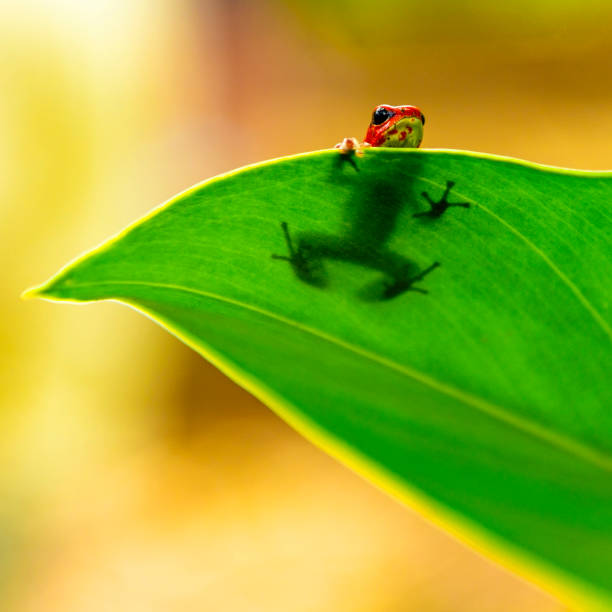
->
(3, 0, 611, 610)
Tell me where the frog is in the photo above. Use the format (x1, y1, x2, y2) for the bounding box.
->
(336, 104, 425, 154)
(336, 104, 468, 217)
(272, 104, 469, 299)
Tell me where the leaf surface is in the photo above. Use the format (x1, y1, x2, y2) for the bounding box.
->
(29, 149, 612, 608)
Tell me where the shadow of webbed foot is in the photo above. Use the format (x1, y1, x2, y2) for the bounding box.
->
(271, 222, 327, 287)
(414, 180, 469, 218)
(334, 148, 360, 172)
(381, 261, 441, 300)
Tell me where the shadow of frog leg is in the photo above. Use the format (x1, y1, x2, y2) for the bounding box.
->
(414, 180, 470, 218)
(271, 222, 327, 287)
(382, 260, 441, 300)
(357, 247, 440, 301)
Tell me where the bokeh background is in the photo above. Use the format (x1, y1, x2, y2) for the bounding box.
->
(3, 1, 612, 610)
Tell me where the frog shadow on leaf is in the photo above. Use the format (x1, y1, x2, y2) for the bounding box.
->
(272, 153, 468, 301)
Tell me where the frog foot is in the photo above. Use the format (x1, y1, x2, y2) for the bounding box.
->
(271, 222, 326, 287)
(335, 137, 371, 157)
(414, 180, 469, 218)
(382, 261, 440, 300)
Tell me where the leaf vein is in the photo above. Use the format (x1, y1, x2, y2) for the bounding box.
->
(67, 279, 612, 473)
(413, 176, 612, 342)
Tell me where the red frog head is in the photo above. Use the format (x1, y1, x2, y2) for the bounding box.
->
(364, 104, 425, 148)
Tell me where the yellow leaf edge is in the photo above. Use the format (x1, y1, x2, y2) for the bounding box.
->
(27, 291, 612, 612)
(131, 301, 612, 611)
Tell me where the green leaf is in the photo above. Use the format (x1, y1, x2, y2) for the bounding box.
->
(26, 149, 612, 609)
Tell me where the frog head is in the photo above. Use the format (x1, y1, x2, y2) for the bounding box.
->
(364, 104, 425, 148)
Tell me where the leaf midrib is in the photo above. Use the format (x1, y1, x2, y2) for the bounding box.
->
(56, 278, 612, 473)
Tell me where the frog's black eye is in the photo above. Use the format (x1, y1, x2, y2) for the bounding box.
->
(372, 107, 393, 125)
(420, 113, 425, 125)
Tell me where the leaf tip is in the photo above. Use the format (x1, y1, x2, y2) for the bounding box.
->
(20, 284, 44, 301)
(21, 275, 69, 302)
